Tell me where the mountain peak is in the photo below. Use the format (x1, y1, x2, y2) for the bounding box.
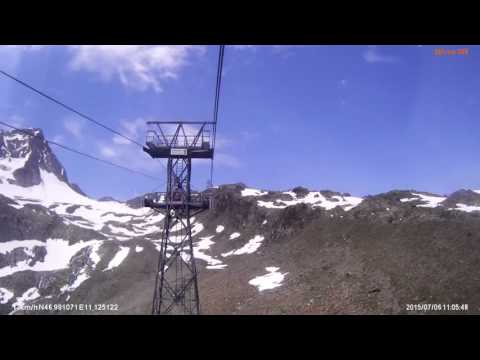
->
(0, 128, 84, 195)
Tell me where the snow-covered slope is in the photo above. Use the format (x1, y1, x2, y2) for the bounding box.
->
(1, 128, 164, 236)
(0, 129, 166, 313)
(3, 168, 163, 235)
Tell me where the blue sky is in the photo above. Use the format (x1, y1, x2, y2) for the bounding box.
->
(1, 45, 479, 200)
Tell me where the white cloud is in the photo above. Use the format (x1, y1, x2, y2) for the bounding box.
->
(67, 45, 206, 92)
(63, 118, 84, 139)
(52, 134, 65, 143)
(96, 118, 162, 174)
(99, 139, 163, 173)
(99, 145, 116, 158)
(363, 46, 398, 63)
(0, 46, 46, 71)
(113, 118, 201, 145)
(112, 135, 131, 145)
(118, 118, 146, 142)
(0, 45, 206, 93)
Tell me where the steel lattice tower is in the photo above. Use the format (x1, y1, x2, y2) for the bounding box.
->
(143, 121, 215, 315)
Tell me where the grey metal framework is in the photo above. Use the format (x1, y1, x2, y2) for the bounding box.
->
(143, 121, 215, 315)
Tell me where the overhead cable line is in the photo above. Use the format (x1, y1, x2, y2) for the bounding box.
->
(0, 69, 144, 148)
(0, 69, 167, 172)
(0, 120, 163, 182)
(213, 45, 225, 125)
(209, 45, 225, 187)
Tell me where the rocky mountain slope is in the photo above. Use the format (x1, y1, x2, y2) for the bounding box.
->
(1, 128, 480, 315)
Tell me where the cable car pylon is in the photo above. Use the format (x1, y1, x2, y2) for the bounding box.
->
(144, 45, 224, 315)
(143, 121, 216, 314)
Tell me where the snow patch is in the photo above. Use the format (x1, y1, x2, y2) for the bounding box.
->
(241, 188, 268, 197)
(104, 246, 130, 271)
(0, 239, 44, 255)
(249, 267, 288, 292)
(10, 287, 40, 314)
(258, 191, 363, 211)
(107, 224, 145, 237)
(0, 168, 157, 236)
(400, 193, 446, 208)
(229, 232, 241, 240)
(216, 225, 225, 233)
(206, 264, 228, 270)
(89, 242, 102, 269)
(222, 235, 264, 257)
(135, 246, 144, 253)
(0, 239, 103, 278)
(61, 271, 90, 293)
(193, 236, 225, 267)
(451, 203, 480, 213)
(100, 213, 134, 223)
(151, 240, 163, 252)
(191, 222, 204, 237)
(0, 287, 14, 304)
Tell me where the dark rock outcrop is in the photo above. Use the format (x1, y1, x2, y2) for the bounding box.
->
(443, 189, 480, 208)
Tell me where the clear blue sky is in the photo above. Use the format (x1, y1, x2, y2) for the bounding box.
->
(1, 45, 479, 200)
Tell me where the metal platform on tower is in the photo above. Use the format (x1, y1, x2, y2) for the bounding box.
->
(144, 191, 212, 211)
(143, 121, 215, 159)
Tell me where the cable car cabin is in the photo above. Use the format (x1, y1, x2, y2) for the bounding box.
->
(143, 121, 215, 159)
